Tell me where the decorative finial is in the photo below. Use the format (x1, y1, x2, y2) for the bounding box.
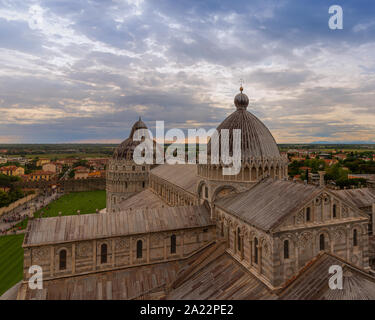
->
(239, 78, 244, 92)
(240, 78, 243, 93)
(234, 80, 249, 110)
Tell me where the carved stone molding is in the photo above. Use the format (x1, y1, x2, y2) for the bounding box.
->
(115, 238, 130, 250)
(77, 242, 93, 258)
(32, 246, 49, 260)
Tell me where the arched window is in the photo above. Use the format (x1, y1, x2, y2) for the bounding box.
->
(142, 181, 145, 188)
(205, 186, 208, 198)
(333, 204, 337, 218)
(132, 165, 135, 171)
(220, 222, 224, 237)
(100, 243, 107, 264)
(237, 227, 241, 252)
(319, 234, 325, 251)
(136, 240, 143, 259)
(59, 249, 67, 270)
(353, 229, 358, 246)
(254, 238, 258, 264)
(170, 234, 176, 254)
(284, 240, 289, 259)
(306, 207, 311, 222)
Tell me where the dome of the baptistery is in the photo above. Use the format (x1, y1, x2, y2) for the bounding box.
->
(112, 117, 149, 160)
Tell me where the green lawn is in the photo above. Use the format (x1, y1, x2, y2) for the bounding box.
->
(0, 234, 25, 296)
(17, 190, 106, 229)
(1, 191, 106, 296)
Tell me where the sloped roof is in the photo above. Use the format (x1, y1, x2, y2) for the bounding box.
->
(118, 189, 166, 211)
(279, 253, 375, 300)
(167, 252, 276, 300)
(19, 255, 188, 300)
(333, 188, 375, 209)
(24, 205, 212, 246)
(151, 164, 199, 195)
(215, 179, 322, 231)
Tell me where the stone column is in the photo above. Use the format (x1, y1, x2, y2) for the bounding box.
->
(210, 205, 216, 222)
(372, 203, 375, 235)
(72, 243, 76, 274)
(318, 171, 326, 187)
(258, 245, 262, 274)
(295, 245, 299, 271)
(181, 232, 185, 256)
(240, 236, 244, 260)
(112, 239, 116, 267)
(50, 246, 54, 277)
(163, 236, 167, 260)
(330, 235, 334, 253)
(147, 235, 150, 263)
(226, 225, 230, 249)
(129, 237, 133, 265)
(346, 225, 350, 261)
(249, 240, 253, 265)
(93, 240, 97, 270)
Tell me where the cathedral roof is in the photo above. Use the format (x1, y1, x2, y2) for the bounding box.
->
(333, 188, 375, 209)
(112, 117, 149, 160)
(278, 252, 375, 300)
(151, 164, 199, 195)
(207, 87, 281, 161)
(24, 205, 213, 246)
(117, 189, 166, 211)
(215, 179, 323, 231)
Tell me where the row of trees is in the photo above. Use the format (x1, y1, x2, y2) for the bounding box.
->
(0, 188, 25, 208)
(288, 159, 370, 189)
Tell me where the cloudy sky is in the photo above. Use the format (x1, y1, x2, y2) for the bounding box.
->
(0, 0, 375, 144)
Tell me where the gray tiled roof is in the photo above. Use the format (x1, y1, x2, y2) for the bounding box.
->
(215, 179, 322, 231)
(24, 205, 212, 246)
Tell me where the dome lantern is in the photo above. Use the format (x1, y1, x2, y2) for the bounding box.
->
(234, 86, 249, 111)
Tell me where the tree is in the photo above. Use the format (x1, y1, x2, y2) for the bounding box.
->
(69, 170, 75, 178)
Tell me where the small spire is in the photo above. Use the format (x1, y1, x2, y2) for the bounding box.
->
(239, 78, 244, 92)
(139, 116, 141, 121)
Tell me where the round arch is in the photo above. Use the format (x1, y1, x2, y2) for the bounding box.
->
(211, 185, 238, 202)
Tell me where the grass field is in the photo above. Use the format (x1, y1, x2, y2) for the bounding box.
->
(17, 190, 106, 229)
(0, 234, 25, 296)
(0, 190, 107, 296)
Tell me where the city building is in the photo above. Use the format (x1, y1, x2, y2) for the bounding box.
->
(0, 165, 24, 176)
(42, 162, 58, 173)
(74, 166, 90, 180)
(36, 158, 50, 167)
(25, 170, 55, 181)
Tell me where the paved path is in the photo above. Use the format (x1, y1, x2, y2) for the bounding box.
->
(0, 192, 62, 234)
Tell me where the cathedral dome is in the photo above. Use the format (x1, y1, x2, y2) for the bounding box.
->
(112, 117, 149, 160)
(207, 87, 281, 161)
